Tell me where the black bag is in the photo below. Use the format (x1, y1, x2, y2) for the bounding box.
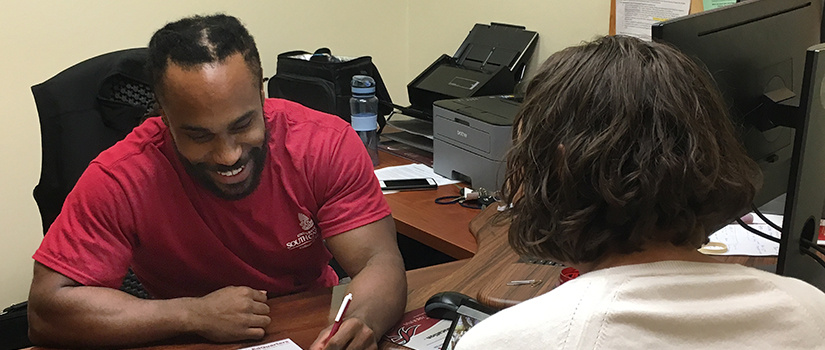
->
(0, 302, 31, 350)
(267, 48, 393, 132)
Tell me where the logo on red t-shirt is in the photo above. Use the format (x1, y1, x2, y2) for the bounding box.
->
(299, 213, 314, 231)
(287, 213, 318, 250)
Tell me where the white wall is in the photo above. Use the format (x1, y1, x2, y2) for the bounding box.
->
(406, 1, 610, 91)
(0, 0, 609, 308)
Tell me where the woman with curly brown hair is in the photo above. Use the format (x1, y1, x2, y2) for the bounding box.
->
(455, 35, 825, 349)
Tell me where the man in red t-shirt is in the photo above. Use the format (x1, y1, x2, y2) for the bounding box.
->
(28, 14, 406, 350)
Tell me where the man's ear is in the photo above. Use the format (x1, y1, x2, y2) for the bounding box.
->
(160, 109, 169, 126)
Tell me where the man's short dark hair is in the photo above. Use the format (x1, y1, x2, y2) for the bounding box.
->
(147, 14, 262, 100)
(500, 35, 763, 265)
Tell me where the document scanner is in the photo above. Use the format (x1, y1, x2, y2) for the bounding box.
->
(433, 95, 520, 191)
(385, 22, 536, 154)
(407, 23, 537, 119)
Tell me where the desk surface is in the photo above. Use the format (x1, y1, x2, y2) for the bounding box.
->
(116, 232, 776, 350)
(91, 261, 462, 350)
(377, 151, 478, 259)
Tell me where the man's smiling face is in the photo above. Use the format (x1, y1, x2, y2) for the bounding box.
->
(158, 53, 267, 200)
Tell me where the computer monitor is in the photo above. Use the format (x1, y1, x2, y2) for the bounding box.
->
(652, 0, 825, 290)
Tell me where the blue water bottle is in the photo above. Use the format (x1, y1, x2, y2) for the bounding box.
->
(350, 75, 380, 166)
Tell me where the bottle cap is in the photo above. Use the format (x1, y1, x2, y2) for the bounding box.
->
(351, 75, 376, 96)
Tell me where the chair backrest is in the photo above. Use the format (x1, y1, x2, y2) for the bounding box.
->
(31, 48, 154, 234)
(31, 48, 155, 301)
(6, 48, 154, 350)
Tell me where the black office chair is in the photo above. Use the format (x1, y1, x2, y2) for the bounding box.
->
(32, 48, 155, 236)
(0, 48, 156, 350)
(31, 47, 155, 299)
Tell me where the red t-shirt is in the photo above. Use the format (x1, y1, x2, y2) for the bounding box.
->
(33, 99, 391, 298)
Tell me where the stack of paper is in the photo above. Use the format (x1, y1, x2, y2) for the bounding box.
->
(705, 214, 782, 256)
(705, 214, 825, 256)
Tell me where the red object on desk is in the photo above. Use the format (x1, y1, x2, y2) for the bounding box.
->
(559, 267, 580, 284)
(819, 222, 825, 244)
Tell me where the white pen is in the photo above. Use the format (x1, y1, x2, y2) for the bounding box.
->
(325, 293, 353, 342)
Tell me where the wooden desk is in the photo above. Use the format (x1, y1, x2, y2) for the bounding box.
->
(34, 203, 781, 350)
(376, 151, 478, 259)
(82, 261, 463, 350)
(109, 201, 779, 350)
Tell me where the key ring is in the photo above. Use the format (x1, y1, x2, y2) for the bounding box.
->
(434, 195, 483, 209)
(434, 186, 494, 209)
(435, 185, 473, 205)
(435, 195, 463, 204)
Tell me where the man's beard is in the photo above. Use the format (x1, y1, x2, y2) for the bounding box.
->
(177, 135, 268, 201)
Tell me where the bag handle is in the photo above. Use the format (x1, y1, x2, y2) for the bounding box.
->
(313, 48, 332, 55)
(310, 47, 339, 63)
(277, 50, 310, 59)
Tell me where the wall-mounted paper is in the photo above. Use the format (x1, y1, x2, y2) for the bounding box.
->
(616, 0, 691, 41)
(703, 0, 736, 10)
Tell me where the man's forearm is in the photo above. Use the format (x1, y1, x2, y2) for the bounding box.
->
(341, 252, 407, 338)
(29, 285, 196, 347)
(30, 282, 271, 348)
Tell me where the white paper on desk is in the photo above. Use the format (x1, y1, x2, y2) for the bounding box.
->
(374, 163, 457, 185)
(374, 164, 460, 194)
(239, 338, 303, 350)
(705, 213, 782, 256)
(616, 0, 691, 41)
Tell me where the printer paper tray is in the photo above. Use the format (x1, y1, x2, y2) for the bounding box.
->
(382, 131, 433, 153)
(387, 114, 433, 139)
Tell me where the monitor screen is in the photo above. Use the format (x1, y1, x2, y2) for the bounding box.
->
(652, 0, 825, 289)
(652, 0, 823, 207)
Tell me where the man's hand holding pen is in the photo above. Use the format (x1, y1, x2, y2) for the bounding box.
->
(310, 293, 380, 350)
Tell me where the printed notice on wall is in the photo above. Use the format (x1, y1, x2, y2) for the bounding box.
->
(616, 0, 691, 41)
(703, 0, 736, 10)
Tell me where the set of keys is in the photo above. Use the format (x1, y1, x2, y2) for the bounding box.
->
(434, 186, 498, 209)
(506, 279, 543, 287)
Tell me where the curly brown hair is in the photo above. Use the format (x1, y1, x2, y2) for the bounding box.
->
(500, 35, 762, 265)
